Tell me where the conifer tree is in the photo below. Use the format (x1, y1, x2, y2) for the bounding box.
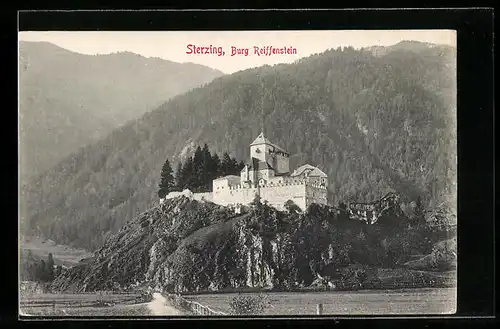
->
(202, 144, 212, 190)
(46, 253, 55, 281)
(211, 152, 222, 178)
(221, 152, 233, 176)
(174, 162, 183, 190)
(36, 260, 47, 282)
(238, 160, 245, 172)
(184, 156, 195, 190)
(229, 157, 240, 175)
(193, 146, 204, 191)
(158, 158, 174, 198)
(413, 196, 426, 227)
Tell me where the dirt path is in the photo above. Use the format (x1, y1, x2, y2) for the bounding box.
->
(147, 292, 183, 316)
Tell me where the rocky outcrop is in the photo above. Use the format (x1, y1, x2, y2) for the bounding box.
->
(51, 195, 456, 293)
(51, 197, 235, 292)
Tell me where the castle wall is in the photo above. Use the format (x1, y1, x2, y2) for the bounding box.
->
(261, 183, 307, 210)
(307, 176, 328, 188)
(162, 182, 327, 213)
(193, 192, 213, 202)
(212, 182, 309, 211)
(212, 186, 259, 208)
(305, 185, 328, 209)
(213, 176, 240, 190)
(241, 166, 249, 182)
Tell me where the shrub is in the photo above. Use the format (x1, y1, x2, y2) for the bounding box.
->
(228, 293, 270, 315)
(285, 200, 301, 214)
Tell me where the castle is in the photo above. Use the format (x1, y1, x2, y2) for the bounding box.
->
(164, 132, 329, 211)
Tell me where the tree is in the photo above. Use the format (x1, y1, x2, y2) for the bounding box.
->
(338, 202, 350, 222)
(251, 193, 262, 207)
(229, 157, 240, 175)
(413, 196, 426, 227)
(183, 156, 195, 190)
(285, 200, 301, 214)
(201, 144, 212, 191)
(221, 152, 233, 176)
(192, 146, 204, 191)
(36, 260, 47, 282)
(211, 152, 222, 178)
(46, 253, 55, 281)
(174, 162, 183, 190)
(238, 160, 245, 172)
(158, 158, 175, 198)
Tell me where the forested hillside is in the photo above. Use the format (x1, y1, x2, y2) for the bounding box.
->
(21, 41, 457, 251)
(19, 41, 224, 183)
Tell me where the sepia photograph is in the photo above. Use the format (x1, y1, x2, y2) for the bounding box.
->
(18, 29, 457, 317)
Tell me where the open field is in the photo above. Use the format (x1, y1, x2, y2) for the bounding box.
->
(20, 236, 93, 267)
(183, 288, 457, 315)
(19, 292, 153, 317)
(20, 304, 151, 316)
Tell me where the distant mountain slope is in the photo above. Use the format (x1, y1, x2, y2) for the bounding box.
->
(19, 41, 224, 183)
(21, 41, 457, 251)
(366, 40, 455, 57)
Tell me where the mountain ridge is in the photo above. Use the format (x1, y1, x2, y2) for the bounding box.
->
(19, 41, 225, 184)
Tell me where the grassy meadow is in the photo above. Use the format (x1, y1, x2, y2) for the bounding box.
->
(19, 292, 152, 317)
(183, 288, 457, 315)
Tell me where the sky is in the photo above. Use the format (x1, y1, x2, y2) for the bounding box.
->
(19, 30, 456, 74)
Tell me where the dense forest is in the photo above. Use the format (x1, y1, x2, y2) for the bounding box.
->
(158, 144, 244, 198)
(21, 41, 457, 251)
(19, 41, 223, 184)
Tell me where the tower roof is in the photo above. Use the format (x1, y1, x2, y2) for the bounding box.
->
(250, 132, 272, 146)
(250, 132, 289, 154)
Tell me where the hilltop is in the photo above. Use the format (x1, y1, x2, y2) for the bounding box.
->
(21, 41, 457, 251)
(50, 196, 456, 293)
(365, 40, 455, 57)
(19, 41, 224, 183)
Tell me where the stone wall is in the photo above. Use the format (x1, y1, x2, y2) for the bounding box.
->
(211, 181, 322, 211)
(193, 192, 213, 202)
(261, 183, 308, 211)
(162, 183, 328, 212)
(305, 185, 329, 209)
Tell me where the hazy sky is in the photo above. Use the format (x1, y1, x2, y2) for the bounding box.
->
(19, 30, 456, 74)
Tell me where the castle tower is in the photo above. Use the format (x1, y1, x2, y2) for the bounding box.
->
(250, 132, 290, 176)
(250, 132, 273, 163)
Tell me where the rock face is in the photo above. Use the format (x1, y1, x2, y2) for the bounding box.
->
(51, 196, 455, 293)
